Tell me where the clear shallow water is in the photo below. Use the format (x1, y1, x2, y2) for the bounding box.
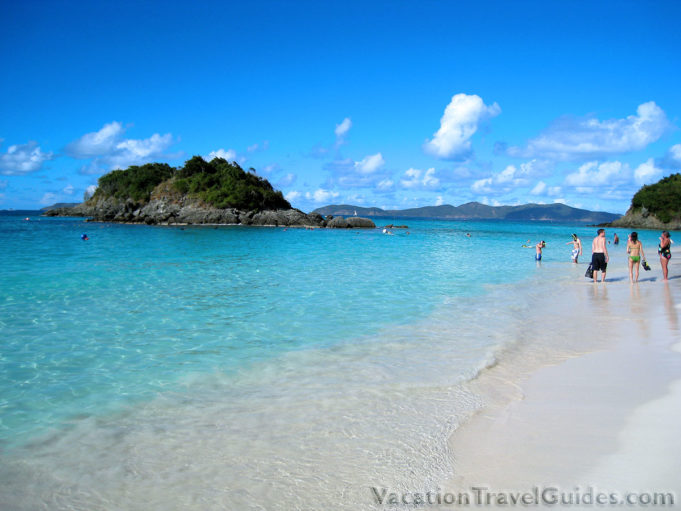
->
(0, 214, 670, 509)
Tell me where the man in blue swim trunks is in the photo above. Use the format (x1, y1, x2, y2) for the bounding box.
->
(535, 240, 545, 261)
(591, 229, 609, 282)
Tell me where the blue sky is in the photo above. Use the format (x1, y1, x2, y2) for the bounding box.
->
(1, 0, 680, 214)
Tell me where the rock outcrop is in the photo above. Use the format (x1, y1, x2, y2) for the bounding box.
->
(607, 207, 681, 231)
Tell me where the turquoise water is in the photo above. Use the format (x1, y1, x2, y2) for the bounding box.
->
(0, 213, 672, 509)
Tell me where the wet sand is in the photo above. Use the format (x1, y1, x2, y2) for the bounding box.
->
(447, 251, 681, 507)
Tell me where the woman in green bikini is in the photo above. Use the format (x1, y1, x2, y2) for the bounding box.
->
(626, 232, 645, 283)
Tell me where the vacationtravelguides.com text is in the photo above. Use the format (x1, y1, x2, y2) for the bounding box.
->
(371, 486, 675, 507)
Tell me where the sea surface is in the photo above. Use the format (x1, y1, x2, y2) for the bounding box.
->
(0, 213, 668, 510)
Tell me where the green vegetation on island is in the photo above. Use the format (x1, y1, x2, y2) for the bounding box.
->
(91, 156, 290, 211)
(630, 173, 681, 224)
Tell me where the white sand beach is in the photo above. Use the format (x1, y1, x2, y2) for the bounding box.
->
(446, 247, 681, 508)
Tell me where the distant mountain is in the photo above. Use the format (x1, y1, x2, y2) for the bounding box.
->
(313, 202, 620, 224)
(41, 203, 80, 211)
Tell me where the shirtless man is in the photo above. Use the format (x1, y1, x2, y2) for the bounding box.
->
(591, 229, 609, 282)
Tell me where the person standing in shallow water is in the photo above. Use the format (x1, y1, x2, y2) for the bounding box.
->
(566, 234, 582, 263)
(626, 232, 645, 283)
(535, 240, 546, 261)
(591, 229, 609, 283)
(658, 231, 672, 281)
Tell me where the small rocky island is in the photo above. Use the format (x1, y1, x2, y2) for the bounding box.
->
(607, 173, 681, 230)
(46, 157, 375, 229)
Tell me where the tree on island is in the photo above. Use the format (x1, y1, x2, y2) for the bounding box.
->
(630, 173, 681, 224)
(89, 157, 290, 212)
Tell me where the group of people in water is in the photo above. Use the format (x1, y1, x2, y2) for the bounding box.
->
(533, 229, 673, 283)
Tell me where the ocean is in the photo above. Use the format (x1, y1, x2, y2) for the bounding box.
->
(0, 213, 668, 510)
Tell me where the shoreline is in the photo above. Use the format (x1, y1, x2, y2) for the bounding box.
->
(444, 248, 681, 506)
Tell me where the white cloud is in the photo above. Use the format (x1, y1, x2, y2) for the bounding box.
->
(435, 195, 444, 206)
(530, 181, 547, 195)
(354, 153, 385, 174)
(530, 181, 562, 196)
(84, 184, 97, 200)
(67, 122, 175, 171)
(306, 188, 339, 203)
(0, 141, 54, 175)
(424, 93, 501, 160)
(471, 163, 535, 194)
(335, 117, 352, 138)
(207, 148, 237, 161)
(509, 102, 670, 160)
(670, 144, 681, 163)
(479, 196, 502, 207)
(565, 161, 627, 187)
(633, 158, 663, 185)
(400, 167, 440, 189)
(108, 133, 174, 168)
(285, 190, 301, 202)
(67, 121, 124, 158)
(326, 155, 392, 189)
(63, 184, 74, 195)
(377, 178, 394, 191)
(345, 194, 366, 205)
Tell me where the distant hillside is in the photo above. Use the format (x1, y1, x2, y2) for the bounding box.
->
(41, 203, 80, 211)
(314, 202, 620, 223)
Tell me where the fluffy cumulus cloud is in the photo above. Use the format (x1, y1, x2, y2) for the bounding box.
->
(530, 181, 562, 197)
(354, 153, 385, 174)
(325, 154, 392, 188)
(306, 188, 339, 203)
(424, 93, 501, 160)
(66, 121, 124, 158)
(207, 148, 237, 161)
(471, 161, 539, 195)
(633, 158, 664, 185)
(67, 122, 175, 171)
(285, 190, 302, 202)
(400, 168, 439, 189)
(0, 141, 54, 175)
(564, 161, 629, 187)
(508, 102, 670, 160)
